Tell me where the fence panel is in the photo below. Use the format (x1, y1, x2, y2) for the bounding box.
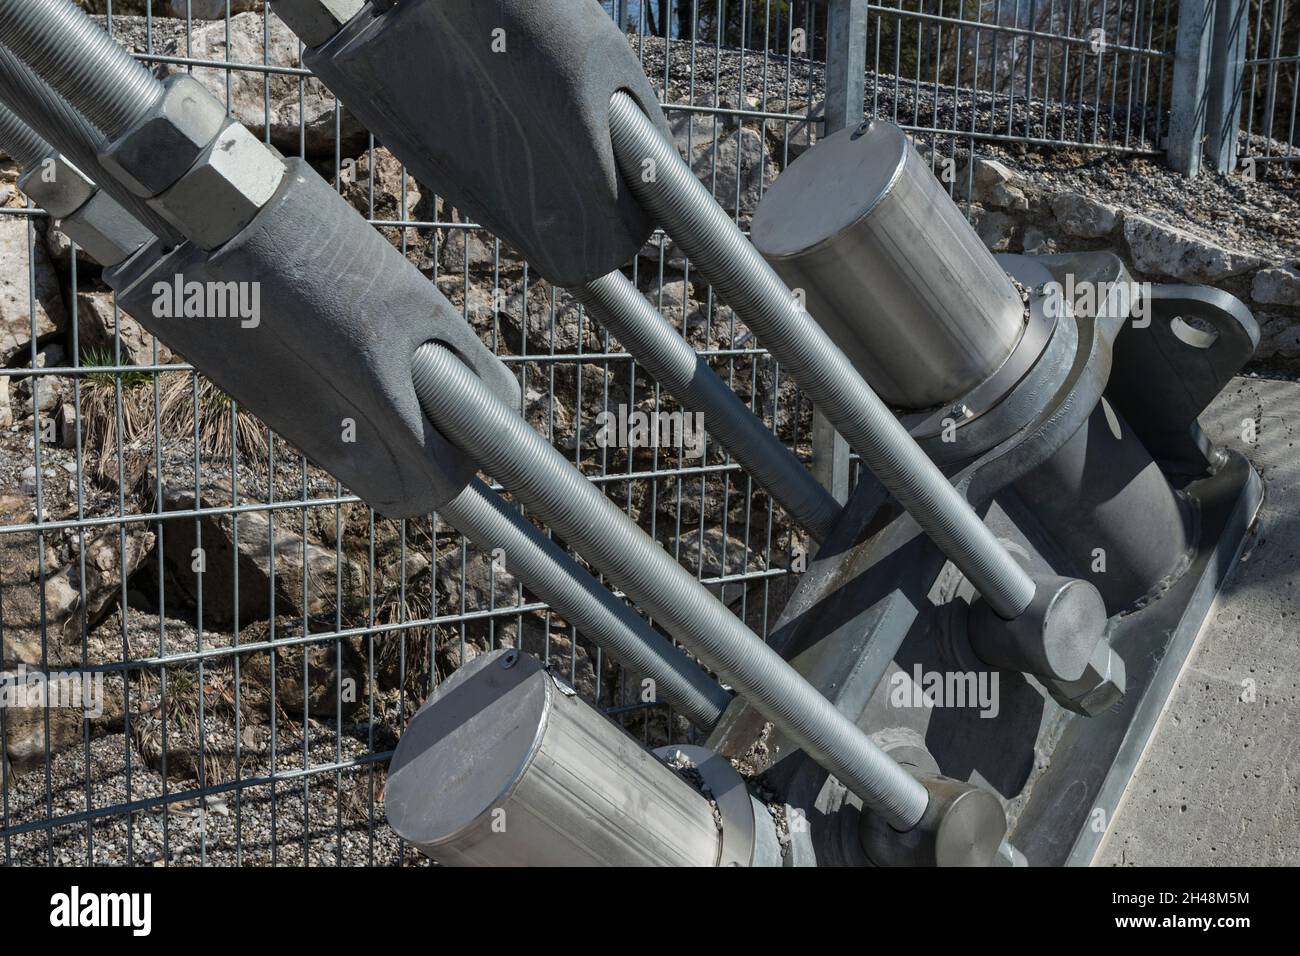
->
(1242, 0, 1300, 170)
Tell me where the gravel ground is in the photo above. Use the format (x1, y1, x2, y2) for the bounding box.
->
(636, 35, 1163, 150)
(2, 730, 414, 866)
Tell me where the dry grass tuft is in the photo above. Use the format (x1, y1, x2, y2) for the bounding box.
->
(76, 347, 152, 480)
(157, 374, 267, 466)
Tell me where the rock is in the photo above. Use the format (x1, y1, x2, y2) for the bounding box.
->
(645, 277, 695, 316)
(157, 12, 367, 158)
(639, 232, 688, 270)
(74, 290, 172, 367)
(15, 373, 73, 420)
(436, 638, 481, 675)
(0, 501, 156, 670)
(997, 184, 1030, 212)
(1022, 227, 1056, 256)
(672, 113, 775, 221)
(0, 374, 11, 429)
(147, 476, 366, 626)
(56, 402, 78, 448)
(674, 527, 766, 586)
(0, 217, 67, 366)
(1122, 214, 1264, 282)
(964, 158, 1021, 206)
(1252, 266, 1300, 307)
(439, 213, 499, 274)
(1255, 313, 1300, 363)
(336, 147, 431, 253)
(240, 636, 365, 720)
(44, 222, 101, 272)
(13, 346, 73, 420)
(492, 280, 601, 355)
(524, 384, 574, 444)
(764, 103, 818, 162)
(971, 207, 1017, 252)
(1, 669, 126, 774)
(435, 544, 521, 613)
(1050, 191, 1119, 239)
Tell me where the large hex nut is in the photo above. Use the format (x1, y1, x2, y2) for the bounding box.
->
(1046, 641, 1126, 717)
(969, 574, 1108, 683)
(17, 155, 98, 220)
(58, 190, 155, 267)
(149, 123, 287, 251)
(99, 73, 228, 198)
(272, 0, 366, 48)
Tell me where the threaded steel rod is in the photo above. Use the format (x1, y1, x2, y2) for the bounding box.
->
(0, 43, 181, 243)
(0, 100, 51, 168)
(574, 271, 839, 543)
(441, 478, 731, 730)
(413, 341, 929, 830)
(608, 91, 1035, 620)
(0, 0, 162, 142)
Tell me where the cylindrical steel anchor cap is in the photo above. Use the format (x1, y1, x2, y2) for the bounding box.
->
(386, 649, 721, 866)
(751, 120, 1027, 410)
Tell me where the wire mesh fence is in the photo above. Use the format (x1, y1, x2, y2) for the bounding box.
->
(1243, 0, 1300, 166)
(0, 0, 1186, 866)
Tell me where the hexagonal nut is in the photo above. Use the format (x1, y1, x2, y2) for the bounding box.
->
(150, 123, 287, 251)
(99, 73, 228, 198)
(273, 0, 366, 48)
(58, 190, 155, 267)
(17, 155, 98, 220)
(1046, 641, 1126, 717)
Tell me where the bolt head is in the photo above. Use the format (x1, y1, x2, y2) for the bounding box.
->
(1047, 641, 1126, 717)
(151, 123, 286, 251)
(99, 73, 228, 198)
(58, 190, 154, 267)
(17, 156, 97, 220)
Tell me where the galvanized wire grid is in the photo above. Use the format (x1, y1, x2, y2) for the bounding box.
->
(0, 0, 1177, 866)
(1243, 0, 1300, 165)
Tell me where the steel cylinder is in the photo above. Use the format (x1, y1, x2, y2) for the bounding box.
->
(1014, 397, 1194, 614)
(751, 120, 1026, 410)
(386, 649, 722, 867)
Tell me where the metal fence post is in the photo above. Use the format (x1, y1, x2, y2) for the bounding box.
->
(1205, 0, 1249, 173)
(1167, 0, 1215, 176)
(810, 0, 867, 503)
